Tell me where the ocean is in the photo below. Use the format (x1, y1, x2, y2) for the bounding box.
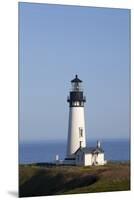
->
(19, 139, 130, 164)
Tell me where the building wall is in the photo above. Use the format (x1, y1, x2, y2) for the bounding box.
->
(97, 153, 105, 165)
(63, 159, 76, 165)
(75, 152, 93, 166)
(75, 151, 84, 166)
(75, 151, 105, 166)
(84, 154, 92, 166)
(67, 107, 86, 158)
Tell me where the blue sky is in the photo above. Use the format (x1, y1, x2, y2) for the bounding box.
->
(19, 3, 130, 142)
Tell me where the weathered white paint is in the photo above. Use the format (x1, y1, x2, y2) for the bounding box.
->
(91, 153, 105, 165)
(66, 106, 86, 158)
(75, 149, 105, 166)
(84, 154, 92, 166)
(97, 153, 105, 165)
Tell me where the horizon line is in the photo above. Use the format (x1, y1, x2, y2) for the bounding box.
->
(20, 137, 130, 143)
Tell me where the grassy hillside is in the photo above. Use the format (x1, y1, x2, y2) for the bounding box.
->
(19, 162, 130, 197)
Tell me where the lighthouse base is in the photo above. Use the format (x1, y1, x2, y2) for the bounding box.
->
(63, 142, 106, 166)
(63, 158, 76, 165)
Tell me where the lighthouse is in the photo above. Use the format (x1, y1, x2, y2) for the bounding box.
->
(66, 75, 86, 162)
(63, 75, 106, 166)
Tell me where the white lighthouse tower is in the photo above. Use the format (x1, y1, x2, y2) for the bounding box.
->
(65, 75, 86, 163)
(63, 75, 106, 166)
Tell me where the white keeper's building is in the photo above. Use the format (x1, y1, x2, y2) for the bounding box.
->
(63, 75, 106, 166)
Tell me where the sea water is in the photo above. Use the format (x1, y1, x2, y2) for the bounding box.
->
(19, 139, 130, 164)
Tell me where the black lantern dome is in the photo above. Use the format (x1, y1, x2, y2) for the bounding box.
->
(67, 75, 86, 107)
(71, 74, 82, 83)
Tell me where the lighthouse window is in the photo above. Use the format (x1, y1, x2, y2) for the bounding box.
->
(74, 101, 79, 106)
(79, 127, 83, 137)
(81, 102, 84, 106)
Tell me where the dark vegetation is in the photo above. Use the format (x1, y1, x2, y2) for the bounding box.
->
(19, 162, 130, 197)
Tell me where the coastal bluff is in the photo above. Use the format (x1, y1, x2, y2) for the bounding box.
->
(19, 162, 130, 197)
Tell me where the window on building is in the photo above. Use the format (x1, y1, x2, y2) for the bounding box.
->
(79, 127, 83, 137)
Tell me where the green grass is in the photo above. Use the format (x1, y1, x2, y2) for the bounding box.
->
(19, 162, 130, 197)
